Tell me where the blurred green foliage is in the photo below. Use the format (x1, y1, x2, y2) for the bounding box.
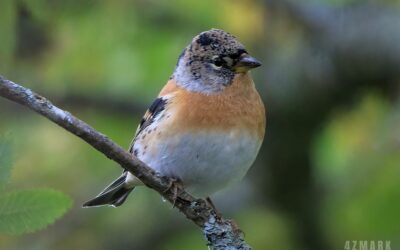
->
(314, 94, 400, 248)
(0, 137, 13, 190)
(0, 138, 72, 235)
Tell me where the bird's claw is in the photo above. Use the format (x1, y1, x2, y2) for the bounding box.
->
(163, 177, 183, 207)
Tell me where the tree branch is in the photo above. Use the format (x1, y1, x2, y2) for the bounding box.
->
(0, 75, 251, 250)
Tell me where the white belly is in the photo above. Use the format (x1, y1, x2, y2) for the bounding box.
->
(134, 130, 262, 197)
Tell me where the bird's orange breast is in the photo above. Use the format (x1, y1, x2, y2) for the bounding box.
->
(160, 73, 266, 140)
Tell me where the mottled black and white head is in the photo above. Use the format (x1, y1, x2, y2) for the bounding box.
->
(173, 29, 261, 94)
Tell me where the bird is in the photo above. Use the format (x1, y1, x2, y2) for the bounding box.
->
(83, 28, 266, 208)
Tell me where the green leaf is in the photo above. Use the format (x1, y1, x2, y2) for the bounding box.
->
(0, 189, 72, 235)
(0, 138, 13, 190)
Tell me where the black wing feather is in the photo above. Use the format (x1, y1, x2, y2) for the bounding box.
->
(129, 97, 167, 153)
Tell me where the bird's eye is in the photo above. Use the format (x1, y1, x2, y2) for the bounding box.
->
(213, 58, 224, 67)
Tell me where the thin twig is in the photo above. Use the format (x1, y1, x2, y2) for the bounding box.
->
(0, 75, 251, 250)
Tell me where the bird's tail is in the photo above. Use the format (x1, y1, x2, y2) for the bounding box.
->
(83, 173, 134, 208)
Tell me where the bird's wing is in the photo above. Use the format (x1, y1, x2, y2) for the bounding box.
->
(83, 82, 177, 207)
(128, 78, 180, 155)
(84, 79, 180, 207)
(128, 96, 169, 155)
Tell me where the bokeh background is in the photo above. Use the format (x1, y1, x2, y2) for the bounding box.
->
(1, 0, 400, 249)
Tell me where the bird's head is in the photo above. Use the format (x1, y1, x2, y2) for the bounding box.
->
(174, 29, 261, 94)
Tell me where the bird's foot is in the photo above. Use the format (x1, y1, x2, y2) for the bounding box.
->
(164, 177, 184, 207)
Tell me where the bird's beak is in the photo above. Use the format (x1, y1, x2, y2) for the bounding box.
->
(233, 54, 262, 73)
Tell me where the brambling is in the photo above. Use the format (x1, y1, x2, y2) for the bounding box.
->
(83, 29, 265, 207)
